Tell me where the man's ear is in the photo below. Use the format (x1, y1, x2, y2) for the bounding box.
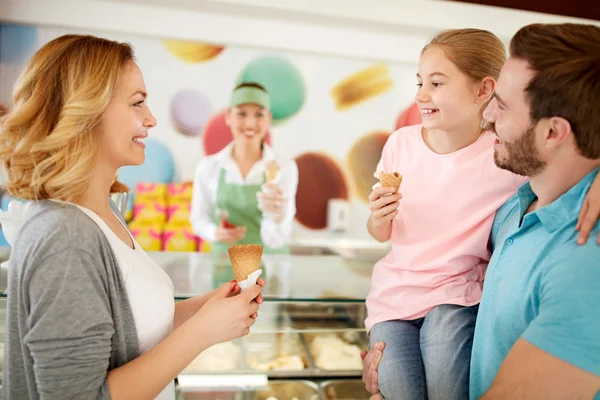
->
(544, 116, 573, 150)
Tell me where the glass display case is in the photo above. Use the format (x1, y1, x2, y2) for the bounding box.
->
(0, 248, 376, 399)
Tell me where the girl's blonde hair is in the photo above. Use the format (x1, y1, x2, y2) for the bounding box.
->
(0, 34, 134, 202)
(423, 28, 506, 127)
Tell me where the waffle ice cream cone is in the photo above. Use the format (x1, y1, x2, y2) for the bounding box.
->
(229, 244, 264, 282)
(379, 172, 403, 193)
(265, 160, 280, 183)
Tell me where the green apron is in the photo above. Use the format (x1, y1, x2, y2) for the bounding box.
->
(210, 167, 288, 284)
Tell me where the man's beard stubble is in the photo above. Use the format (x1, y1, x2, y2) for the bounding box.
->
(489, 121, 546, 177)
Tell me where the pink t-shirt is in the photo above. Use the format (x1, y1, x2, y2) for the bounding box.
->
(365, 124, 527, 332)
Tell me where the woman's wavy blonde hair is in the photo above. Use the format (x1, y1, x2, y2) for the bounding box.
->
(0, 34, 134, 202)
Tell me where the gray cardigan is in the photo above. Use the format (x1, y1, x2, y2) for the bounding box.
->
(2, 200, 140, 399)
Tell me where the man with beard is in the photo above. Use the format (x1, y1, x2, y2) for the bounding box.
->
(468, 22, 600, 400)
(362, 23, 600, 400)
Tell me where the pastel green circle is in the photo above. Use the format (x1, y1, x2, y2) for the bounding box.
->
(236, 55, 306, 122)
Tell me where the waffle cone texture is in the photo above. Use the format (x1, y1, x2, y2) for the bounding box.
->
(379, 172, 403, 193)
(228, 244, 264, 282)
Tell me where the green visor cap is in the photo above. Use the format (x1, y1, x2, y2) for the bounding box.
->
(230, 86, 270, 110)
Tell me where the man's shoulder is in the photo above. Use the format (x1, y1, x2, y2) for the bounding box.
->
(529, 219, 600, 297)
(546, 223, 600, 267)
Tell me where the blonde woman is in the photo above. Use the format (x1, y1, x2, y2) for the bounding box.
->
(0, 34, 264, 400)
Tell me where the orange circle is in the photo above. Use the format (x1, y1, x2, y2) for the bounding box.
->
(347, 131, 391, 203)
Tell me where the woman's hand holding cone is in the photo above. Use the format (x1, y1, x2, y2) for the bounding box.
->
(228, 277, 266, 318)
(194, 281, 262, 346)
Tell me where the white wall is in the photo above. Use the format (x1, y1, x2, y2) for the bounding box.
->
(1, 0, 597, 66)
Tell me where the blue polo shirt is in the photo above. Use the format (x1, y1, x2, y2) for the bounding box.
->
(470, 168, 600, 399)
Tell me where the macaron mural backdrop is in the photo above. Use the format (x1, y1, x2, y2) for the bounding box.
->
(0, 22, 422, 242)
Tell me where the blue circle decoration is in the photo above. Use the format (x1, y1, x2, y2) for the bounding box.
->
(1, 194, 25, 247)
(0, 23, 38, 64)
(0, 231, 8, 247)
(1, 194, 12, 211)
(118, 138, 175, 191)
(0, 194, 26, 211)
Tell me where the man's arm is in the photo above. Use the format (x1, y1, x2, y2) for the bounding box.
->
(480, 338, 600, 400)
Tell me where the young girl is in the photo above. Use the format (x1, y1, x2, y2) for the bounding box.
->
(0, 34, 264, 400)
(365, 29, 600, 400)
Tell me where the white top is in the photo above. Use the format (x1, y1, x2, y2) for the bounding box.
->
(190, 143, 298, 249)
(75, 205, 176, 400)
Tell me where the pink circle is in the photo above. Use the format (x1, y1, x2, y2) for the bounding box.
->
(202, 109, 272, 156)
(395, 103, 422, 130)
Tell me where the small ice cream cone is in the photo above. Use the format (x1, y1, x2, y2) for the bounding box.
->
(265, 160, 280, 183)
(228, 244, 264, 282)
(379, 172, 403, 193)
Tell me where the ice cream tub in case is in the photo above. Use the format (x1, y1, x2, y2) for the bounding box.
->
(301, 330, 367, 372)
(252, 380, 323, 400)
(243, 332, 311, 376)
(177, 380, 323, 400)
(320, 380, 371, 400)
